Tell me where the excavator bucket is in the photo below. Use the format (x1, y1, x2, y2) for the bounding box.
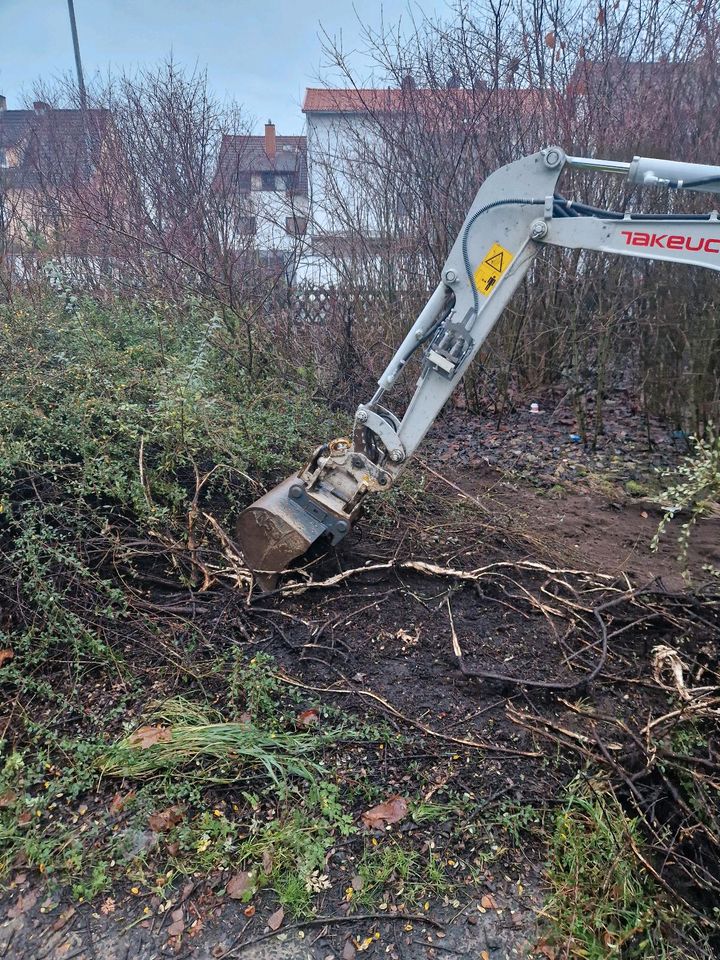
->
(235, 476, 329, 590)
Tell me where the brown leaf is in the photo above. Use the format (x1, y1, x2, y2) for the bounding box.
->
(51, 907, 76, 932)
(17, 811, 32, 827)
(100, 897, 116, 916)
(168, 917, 185, 937)
(267, 906, 284, 931)
(262, 849, 273, 876)
(0, 649, 14, 668)
(597, 6, 606, 24)
(297, 708, 320, 728)
(128, 725, 172, 749)
(166, 841, 180, 856)
(544, 31, 556, 49)
(148, 805, 185, 833)
(243, 905, 256, 917)
(109, 790, 135, 816)
(8, 890, 38, 918)
(481, 893, 498, 910)
(342, 940, 357, 960)
(350, 875, 364, 891)
(0, 790, 17, 808)
(226, 871, 254, 900)
(535, 942, 557, 960)
(361, 795, 408, 830)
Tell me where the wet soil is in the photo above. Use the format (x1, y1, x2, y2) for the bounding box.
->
(1, 396, 718, 959)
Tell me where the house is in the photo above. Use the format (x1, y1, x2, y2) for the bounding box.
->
(0, 96, 113, 257)
(301, 84, 551, 284)
(213, 122, 309, 283)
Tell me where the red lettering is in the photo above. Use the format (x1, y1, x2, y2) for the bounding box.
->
(615, 230, 720, 255)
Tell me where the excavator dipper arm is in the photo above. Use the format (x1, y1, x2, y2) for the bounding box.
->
(236, 146, 720, 586)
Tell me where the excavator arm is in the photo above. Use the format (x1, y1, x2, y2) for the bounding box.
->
(236, 146, 720, 586)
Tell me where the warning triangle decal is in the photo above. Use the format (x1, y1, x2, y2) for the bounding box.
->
(484, 252, 504, 271)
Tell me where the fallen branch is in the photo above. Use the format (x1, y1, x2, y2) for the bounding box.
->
(274, 671, 540, 757)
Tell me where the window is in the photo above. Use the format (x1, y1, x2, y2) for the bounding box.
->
(251, 173, 263, 191)
(286, 215, 308, 236)
(0, 148, 8, 169)
(236, 216, 256, 236)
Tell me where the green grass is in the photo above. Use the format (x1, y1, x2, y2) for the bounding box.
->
(98, 696, 337, 786)
(542, 777, 709, 959)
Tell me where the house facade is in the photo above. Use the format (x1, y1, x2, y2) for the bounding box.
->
(213, 123, 309, 283)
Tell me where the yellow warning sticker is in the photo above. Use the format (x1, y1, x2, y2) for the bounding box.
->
(474, 242, 513, 296)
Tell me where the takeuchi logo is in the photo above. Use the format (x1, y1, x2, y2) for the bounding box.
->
(620, 230, 720, 253)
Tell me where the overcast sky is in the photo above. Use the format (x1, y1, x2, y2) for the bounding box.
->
(0, 0, 442, 133)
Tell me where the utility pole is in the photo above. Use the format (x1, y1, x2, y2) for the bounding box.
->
(67, 0, 87, 109)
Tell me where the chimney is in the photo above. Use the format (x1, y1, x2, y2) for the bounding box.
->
(264, 121, 276, 161)
(0, 95, 6, 111)
(33, 101, 50, 113)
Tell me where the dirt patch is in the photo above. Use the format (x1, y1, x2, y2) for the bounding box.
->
(2, 399, 718, 960)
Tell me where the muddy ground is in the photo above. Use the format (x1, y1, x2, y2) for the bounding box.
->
(1, 394, 719, 959)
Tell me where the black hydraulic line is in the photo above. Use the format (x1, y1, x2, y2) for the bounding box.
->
(554, 195, 714, 222)
(670, 176, 720, 190)
(462, 198, 545, 313)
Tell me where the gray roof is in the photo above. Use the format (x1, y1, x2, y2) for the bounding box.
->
(0, 107, 111, 189)
(214, 135, 308, 195)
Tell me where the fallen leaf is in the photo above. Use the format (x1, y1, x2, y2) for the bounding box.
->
(148, 805, 185, 833)
(262, 849, 273, 875)
(100, 897, 116, 916)
(267, 906, 284, 931)
(243, 905, 256, 917)
(8, 890, 38, 918)
(168, 917, 185, 937)
(188, 918, 204, 938)
(226, 871, 254, 900)
(0, 649, 14, 668)
(351, 875, 364, 891)
(166, 841, 180, 857)
(481, 894, 498, 910)
(361, 795, 408, 830)
(481, 952, 489, 960)
(297, 708, 320, 728)
(17, 811, 32, 827)
(51, 907, 76, 932)
(535, 942, 557, 959)
(342, 940, 357, 960)
(109, 790, 135, 816)
(128, 725, 172, 749)
(0, 790, 17, 808)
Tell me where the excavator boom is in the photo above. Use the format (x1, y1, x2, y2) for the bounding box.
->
(236, 147, 720, 587)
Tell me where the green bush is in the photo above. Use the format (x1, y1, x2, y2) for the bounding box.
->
(0, 291, 341, 686)
(652, 426, 720, 579)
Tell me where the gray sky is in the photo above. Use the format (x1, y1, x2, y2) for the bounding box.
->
(0, 0, 442, 133)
